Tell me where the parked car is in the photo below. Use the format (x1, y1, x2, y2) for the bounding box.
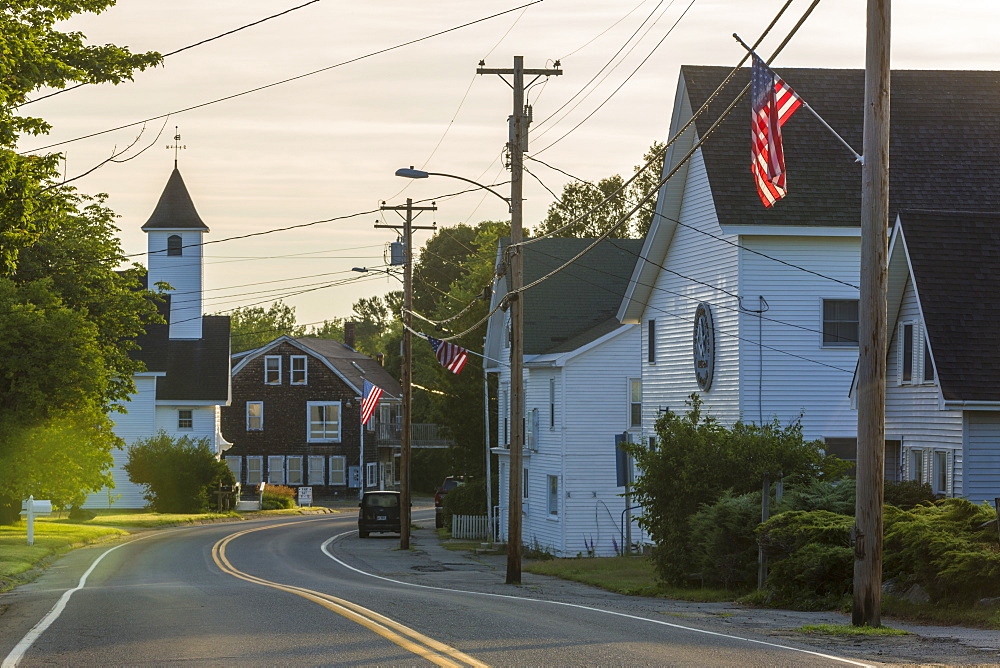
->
(434, 476, 464, 528)
(358, 490, 401, 538)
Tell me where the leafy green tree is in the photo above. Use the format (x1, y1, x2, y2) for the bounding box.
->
(0, 1, 162, 522)
(623, 394, 844, 584)
(125, 432, 235, 513)
(306, 317, 345, 341)
(228, 300, 304, 353)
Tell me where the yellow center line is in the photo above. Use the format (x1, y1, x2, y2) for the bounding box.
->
(211, 520, 488, 668)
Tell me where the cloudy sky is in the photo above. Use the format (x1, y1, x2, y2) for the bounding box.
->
(20, 0, 999, 326)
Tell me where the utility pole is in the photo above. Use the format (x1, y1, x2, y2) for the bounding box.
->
(478, 56, 561, 585)
(854, 0, 890, 627)
(377, 199, 436, 551)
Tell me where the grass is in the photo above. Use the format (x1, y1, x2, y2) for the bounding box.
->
(525, 555, 737, 602)
(796, 624, 910, 636)
(881, 596, 1000, 630)
(0, 520, 127, 589)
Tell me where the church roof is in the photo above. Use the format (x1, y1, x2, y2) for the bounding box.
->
(141, 167, 210, 231)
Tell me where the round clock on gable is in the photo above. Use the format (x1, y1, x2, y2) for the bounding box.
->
(692, 302, 715, 391)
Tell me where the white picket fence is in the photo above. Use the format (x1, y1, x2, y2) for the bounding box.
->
(450, 514, 493, 540)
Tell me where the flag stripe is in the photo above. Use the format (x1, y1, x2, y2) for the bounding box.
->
(750, 55, 800, 208)
(361, 380, 383, 425)
(428, 337, 469, 375)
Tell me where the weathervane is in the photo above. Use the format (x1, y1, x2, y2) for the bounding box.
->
(166, 126, 186, 167)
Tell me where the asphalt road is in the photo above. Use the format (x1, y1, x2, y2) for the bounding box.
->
(1, 508, 880, 666)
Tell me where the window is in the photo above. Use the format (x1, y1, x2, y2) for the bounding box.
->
(526, 408, 538, 450)
(246, 457, 262, 485)
(933, 451, 948, 494)
(500, 384, 509, 447)
(901, 323, 914, 382)
(522, 468, 529, 500)
(503, 320, 511, 349)
(330, 456, 347, 485)
(923, 336, 934, 382)
(267, 456, 285, 484)
(285, 457, 303, 485)
(629, 379, 642, 428)
(822, 299, 859, 347)
(910, 449, 924, 483)
(547, 475, 559, 516)
(264, 356, 281, 384)
(246, 401, 263, 431)
(366, 462, 378, 488)
(648, 435, 657, 452)
(393, 454, 401, 484)
(290, 355, 308, 384)
(167, 234, 182, 256)
(177, 409, 193, 430)
(308, 456, 325, 486)
(225, 457, 242, 483)
(307, 402, 341, 442)
(647, 319, 656, 363)
(549, 378, 556, 430)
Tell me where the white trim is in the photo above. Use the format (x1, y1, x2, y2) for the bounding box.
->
(290, 355, 308, 385)
(941, 400, 1000, 410)
(306, 401, 342, 443)
(246, 456, 263, 485)
(719, 224, 861, 237)
(526, 323, 639, 368)
(177, 408, 193, 431)
(134, 371, 167, 377)
(264, 355, 282, 385)
(246, 401, 263, 431)
(308, 455, 325, 486)
(285, 456, 304, 486)
(267, 455, 285, 484)
(155, 399, 224, 406)
(330, 455, 347, 485)
(230, 335, 363, 395)
(820, 297, 860, 349)
(897, 321, 916, 385)
(225, 456, 242, 482)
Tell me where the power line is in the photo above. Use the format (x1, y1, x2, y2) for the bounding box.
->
(21, 1, 544, 155)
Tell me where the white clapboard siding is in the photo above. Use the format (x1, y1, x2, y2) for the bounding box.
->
(964, 412, 1000, 504)
(641, 150, 740, 434)
(885, 277, 963, 494)
(739, 235, 860, 439)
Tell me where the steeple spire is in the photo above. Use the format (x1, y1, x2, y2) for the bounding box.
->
(141, 167, 209, 232)
(166, 126, 186, 168)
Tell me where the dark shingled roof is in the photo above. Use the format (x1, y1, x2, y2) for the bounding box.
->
(291, 337, 403, 399)
(503, 238, 642, 355)
(132, 297, 231, 401)
(141, 167, 210, 231)
(681, 67, 1000, 227)
(899, 209, 1000, 402)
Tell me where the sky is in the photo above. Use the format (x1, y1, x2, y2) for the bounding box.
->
(19, 0, 1000, 328)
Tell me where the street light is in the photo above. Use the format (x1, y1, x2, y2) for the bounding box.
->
(395, 168, 512, 212)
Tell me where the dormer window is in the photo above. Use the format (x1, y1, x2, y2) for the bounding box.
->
(167, 234, 183, 256)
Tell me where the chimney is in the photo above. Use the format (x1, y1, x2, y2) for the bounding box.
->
(344, 321, 356, 349)
(376, 352, 384, 366)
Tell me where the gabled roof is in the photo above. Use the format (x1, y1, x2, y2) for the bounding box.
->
(132, 296, 231, 402)
(896, 209, 1000, 403)
(499, 238, 643, 356)
(683, 67, 1000, 228)
(232, 335, 402, 399)
(141, 167, 210, 231)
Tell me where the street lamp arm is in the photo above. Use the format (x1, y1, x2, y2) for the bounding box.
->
(395, 167, 512, 212)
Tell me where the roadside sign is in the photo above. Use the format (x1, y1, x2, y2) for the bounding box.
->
(298, 487, 313, 507)
(19, 496, 52, 546)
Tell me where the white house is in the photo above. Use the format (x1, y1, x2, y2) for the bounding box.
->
(618, 66, 1000, 473)
(861, 210, 1000, 503)
(485, 238, 644, 557)
(84, 167, 232, 508)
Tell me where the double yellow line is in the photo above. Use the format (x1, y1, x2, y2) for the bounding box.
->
(212, 520, 487, 668)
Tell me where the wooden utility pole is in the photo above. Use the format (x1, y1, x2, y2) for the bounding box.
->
(477, 56, 561, 584)
(377, 199, 435, 551)
(853, 0, 891, 627)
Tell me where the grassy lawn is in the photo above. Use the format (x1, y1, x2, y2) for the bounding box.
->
(525, 555, 738, 602)
(0, 520, 127, 589)
(796, 624, 910, 636)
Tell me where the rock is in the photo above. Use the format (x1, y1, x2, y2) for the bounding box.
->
(902, 583, 930, 604)
(977, 596, 1000, 609)
(882, 577, 902, 596)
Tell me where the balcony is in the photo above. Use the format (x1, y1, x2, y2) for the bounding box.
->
(372, 422, 453, 449)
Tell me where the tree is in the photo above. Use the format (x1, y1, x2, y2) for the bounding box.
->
(0, 1, 162, 522)
(623, 395, 843, 584)
(228, 300, 304, 353)
(124, 432, 235, 513)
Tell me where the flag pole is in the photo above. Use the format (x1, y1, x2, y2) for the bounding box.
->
(734, 33, 864, 164)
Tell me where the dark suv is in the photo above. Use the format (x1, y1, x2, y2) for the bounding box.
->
(358, 491, 401, 538)
(434, 476, 464, 528)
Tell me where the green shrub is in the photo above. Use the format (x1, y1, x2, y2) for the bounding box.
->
(757, 510, 854, 609)
(883, 498, 1000, 603)
(441, 478, 486, 527)
(688, 490, 760, 589)
(261, 484, 296, 510)
(124, 431, 234, 513)
(884, 479, 940, 510)
(777, 478, 856, 516)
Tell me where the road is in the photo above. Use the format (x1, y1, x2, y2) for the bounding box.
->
(0, 507, 877, 667)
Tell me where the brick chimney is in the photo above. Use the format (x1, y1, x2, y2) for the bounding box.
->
(344, 321, 356, 349)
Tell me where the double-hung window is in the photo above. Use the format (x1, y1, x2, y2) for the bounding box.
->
(629, 379, 642, 428)
(246, 401, 263, 431)
(267, 456, 285, 484)
(822, 299, 859, 347)
(290, 355, 307, 385)
(307, 401, 341, 442)
(264, 356, 282, 384)
(246, 457, 262, 485)
(933, 451, 948, 494)
(647, 319, 656, 363)
(910, 449, 924, 483)
(923, 334, 935, 382)
(330, 456, 347, 485)
(286, 457, 303, 485)
(547, 475, 559, 516)
(549, 378, 556, 430)
(308, 456, 325, 486)
(901, 322, 915, 383)
(177, 409, 193, 430)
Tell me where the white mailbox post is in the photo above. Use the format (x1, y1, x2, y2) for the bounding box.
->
(20, 496, 53, 546)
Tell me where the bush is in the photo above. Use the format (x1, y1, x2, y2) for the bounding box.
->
(441, 478, 486, 527)
(261, 484, 296, 510)
(883, 498, 1000, 604)
(777, 478, 856, 516)
(884, 479, 940, 510)
(687, 491, 760, 590)
(124, 432, 234, 513)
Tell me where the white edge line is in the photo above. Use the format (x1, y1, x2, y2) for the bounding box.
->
(320, 531, 874, 668)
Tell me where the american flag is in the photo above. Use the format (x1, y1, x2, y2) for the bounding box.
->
(751, 55, 801, 207)
(361, 379, 383, 425)
(428, 337, 469, 374)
